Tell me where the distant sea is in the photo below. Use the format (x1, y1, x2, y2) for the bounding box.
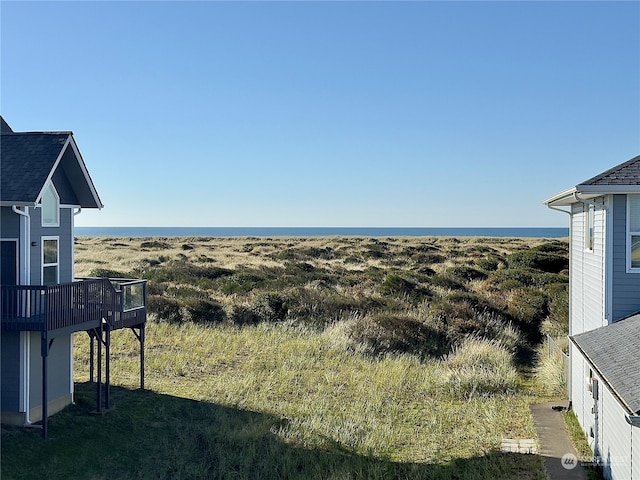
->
(74, 227, 569, 238)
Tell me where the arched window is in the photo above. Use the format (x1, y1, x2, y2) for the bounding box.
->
(41, 182, 59, 227)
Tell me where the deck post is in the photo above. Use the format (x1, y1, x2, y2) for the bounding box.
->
(96, 325, 102, 413)
(89, 331, 95, 383)
(41, 333, 49, 439)
(140, 325, 145, 390)
(131, 326, 145, 390)
(105, 326, 111, 410)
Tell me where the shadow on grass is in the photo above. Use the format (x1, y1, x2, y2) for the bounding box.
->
(2, 383, 544, 480)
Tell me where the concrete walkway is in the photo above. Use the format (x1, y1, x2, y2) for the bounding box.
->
(529, 401, 588, 480)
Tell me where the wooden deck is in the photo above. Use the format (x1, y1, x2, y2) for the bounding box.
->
(0, 278, 147, 334)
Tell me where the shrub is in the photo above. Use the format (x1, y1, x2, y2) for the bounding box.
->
(228, 304, 263, 326)
(508, 288, 548, 326)
(252, 293, 289, 323)
(148, 295, 182, 323)
(140, 240, 171, 249)
(382, 273, 431, 301)
(89, 268, 130, 278)
(475, 255, 503, 272)
(219, 271, 269, 295)
(343, 314, 448, 359)
(412, 253, 446, 264)
(545, 283, 569, 334)
(343, 255, 362, 264)
(427, 274, 465, 290)
(444, 266, 488, 282)
(488, 269, 533, 289)
(506, 250, 568, 274)
(141, 262, 233, 287)
(531, 241, 569, 255)
(413, 266, 436, 276)
(181, 297, 226, 324)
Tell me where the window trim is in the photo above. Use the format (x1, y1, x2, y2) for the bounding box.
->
(42, 236, 59, 285)
(41, 182, 60, 227)
(585, 203, 595, 252)
(627, 195, 640, 273)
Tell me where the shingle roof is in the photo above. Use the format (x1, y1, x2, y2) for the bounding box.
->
(578, 155, 640, 187)
(1, 132, 71, 204)
(0, 116, 103, 208)
(1, 116, 13, 134)
(571, 313, 640, 414)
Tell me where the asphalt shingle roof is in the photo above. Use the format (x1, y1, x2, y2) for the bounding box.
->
(1, 115, 102, 208)
(571, 313, 640, 414)
(578, 155, 640, 187)
(1, 131, 72, 204)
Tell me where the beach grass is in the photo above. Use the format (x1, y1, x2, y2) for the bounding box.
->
(1, 235, 567, 479)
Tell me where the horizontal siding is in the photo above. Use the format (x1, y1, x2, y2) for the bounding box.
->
(28, 332, 72, 409)
(571, 201, 606, 335)
(570, 345, 593, 447)
(0, 332, 21, 412)
(599, 383, 632, 480)
(611, 195, 640, 320)
(571, 205, 585, 334)
(29, 207, 73, 284)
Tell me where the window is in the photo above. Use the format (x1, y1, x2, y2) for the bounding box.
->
(586, 203, 595, 251)
(42, 238, 59, 285)
(41, 182, 60, 226)
(629, 195, 640, 270)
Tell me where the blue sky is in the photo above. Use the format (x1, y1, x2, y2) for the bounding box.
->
(2, 1, 639, 228)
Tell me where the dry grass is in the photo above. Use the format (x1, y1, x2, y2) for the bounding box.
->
(74, 235, 552, 278)
(0, 235, 567, 478)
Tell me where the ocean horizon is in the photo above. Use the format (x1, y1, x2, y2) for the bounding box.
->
(74, 226, 569, 238)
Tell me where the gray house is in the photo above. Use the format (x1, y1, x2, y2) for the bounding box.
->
(544, 155, 640, 480)
(0, 117, 147, 437)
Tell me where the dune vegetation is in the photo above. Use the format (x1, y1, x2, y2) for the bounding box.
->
(1, 235, 570, 479)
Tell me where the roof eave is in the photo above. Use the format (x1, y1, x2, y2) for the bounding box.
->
(542, 187, 577, 207)
(544, 185, 640, 207)
(577, 184, 640, 194)
(31, 135, 104, 209)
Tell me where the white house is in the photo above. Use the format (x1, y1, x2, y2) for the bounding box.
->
(544, 154, 640, 480)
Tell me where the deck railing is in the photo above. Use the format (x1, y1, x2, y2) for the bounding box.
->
(0, 278, 147, 333)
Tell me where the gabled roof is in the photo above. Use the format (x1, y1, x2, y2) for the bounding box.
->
(543, 154, 640, 207)
(0, 117, 103, 208)
(571, 313, 640, 415)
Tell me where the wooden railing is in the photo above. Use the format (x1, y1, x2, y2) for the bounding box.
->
(0, 278, 147, 333)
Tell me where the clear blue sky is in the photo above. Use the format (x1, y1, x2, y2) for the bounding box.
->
(2, 1, 639, 228)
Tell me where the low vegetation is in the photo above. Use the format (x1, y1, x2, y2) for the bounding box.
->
(2, 235, 570, 479)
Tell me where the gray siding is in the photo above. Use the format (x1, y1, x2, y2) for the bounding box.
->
(570, 344, 594, 450)
(1, 332, 21, 411)
(611, 195, 640, 320)
(29, 207, 73, 284)
(0, 206, 20, 239)
(28, 332, 72, 409)
(570, 199, 607, 335)
(599, 382, 633, 480)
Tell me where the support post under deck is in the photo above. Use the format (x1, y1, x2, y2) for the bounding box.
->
(96, 325, 102, 413)
(41, 333, 49, 439)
